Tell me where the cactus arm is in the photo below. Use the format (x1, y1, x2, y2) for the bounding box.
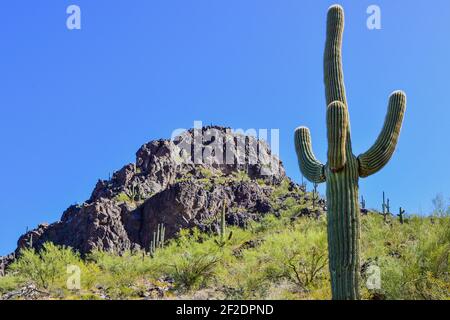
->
(327, 101, 349, 172)
(294, 127, 326, 183)
(358, 91, 406, 177)
(324, 5, 347, 106)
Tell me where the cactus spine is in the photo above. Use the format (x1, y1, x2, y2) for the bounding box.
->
(149, 223, 165, 255)
(294, 5, 406, 299)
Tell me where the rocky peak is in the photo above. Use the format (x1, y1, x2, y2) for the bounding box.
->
(89, 126, 285, 203)
(9, 126, 296, 257)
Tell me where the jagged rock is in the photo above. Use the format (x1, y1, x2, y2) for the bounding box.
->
(290, 207, 323, 222)
(18, 199, 138, 254)
(139, 180, 272, 249)
(11, 126, 289, 256)
(0, 253, 16, 276)
(1, 284, 49, 300)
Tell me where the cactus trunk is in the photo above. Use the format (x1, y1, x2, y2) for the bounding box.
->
(149, 223, 165, 255)
(326, 156, 360, 299)
(294, 5, 406, 300)
(221, 200, 226, 243)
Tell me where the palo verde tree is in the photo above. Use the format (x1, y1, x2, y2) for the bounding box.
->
(294, 5, 406, 299)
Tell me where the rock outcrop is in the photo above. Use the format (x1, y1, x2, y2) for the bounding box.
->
(0, 254, 15, 276)
(8, 126, 294, 257)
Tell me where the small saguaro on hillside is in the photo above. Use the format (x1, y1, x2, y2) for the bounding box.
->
(294, 5, 406, 300)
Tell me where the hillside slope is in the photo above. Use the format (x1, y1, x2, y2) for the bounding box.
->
(0, 127, 448, 300)
(1, 192, 448, 300)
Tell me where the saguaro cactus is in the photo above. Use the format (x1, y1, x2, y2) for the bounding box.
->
(294, 5, 406, 299)
(312, 183, 319, 209)
(149, 223, 165, 256)
(381, 192, 391, 222)
(215, 200, 233, 247)
(398, 207, 406, 224)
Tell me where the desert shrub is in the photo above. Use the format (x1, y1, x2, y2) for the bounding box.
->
(87, 250, 156, 298)
(9, 242, 97, 296)
(214, 175, 228, 185)
(256, 178, 267, 186)
(282, 197, 298, 210)
(232, 170, 250, 182)
(271, 178, 291, 200)
(88, 250, 153, 278)
(152, 229, 223, 292)
(0, 275, 24, 294)
(198, 167, 214, 179)
(259, 219, 329, 293)
(218, 254, 270, 299)
(170, 252, 219, 292)
(2, 204, 448, 300)
(216, 217, 330, 299)
(249, 213, 283, 234)
(114, 192, 132, 203)
(361, 214, 450, 300)
(404, 216, 450, 299)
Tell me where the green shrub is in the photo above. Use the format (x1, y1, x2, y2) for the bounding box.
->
(114, 192, 132, 203)
(0, 275, 24, 294)
(2, 207, 448, 300)
(87, 250, 156, 299)
(271, 178, 291, 199)
(360, 214, 450, 300)
(232, 170, 250, 182)
(10, 243, 83, 291)
(170, 252, 219, 292)
(198, 167, 214, 179)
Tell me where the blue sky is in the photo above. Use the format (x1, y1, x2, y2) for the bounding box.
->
(0, 0, 449, 255)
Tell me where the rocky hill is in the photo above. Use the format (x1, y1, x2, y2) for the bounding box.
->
(1, 127, 448, 300)
(3, 126, 316, 264)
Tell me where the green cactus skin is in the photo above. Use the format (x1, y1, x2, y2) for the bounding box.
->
(220, 200, 226, 243)
(312, 183, 319, 209)
(215, 200, 233, 247)
(294, 5, 406, 300)
(381, 192, 391, 222)
(398, 207, 405, 224)
(150, 223, 165, 255)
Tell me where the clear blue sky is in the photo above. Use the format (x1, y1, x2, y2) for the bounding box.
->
(1, 0, 449, 255)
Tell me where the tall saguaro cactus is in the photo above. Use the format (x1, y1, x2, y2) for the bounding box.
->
(294, 5, 406, 300)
